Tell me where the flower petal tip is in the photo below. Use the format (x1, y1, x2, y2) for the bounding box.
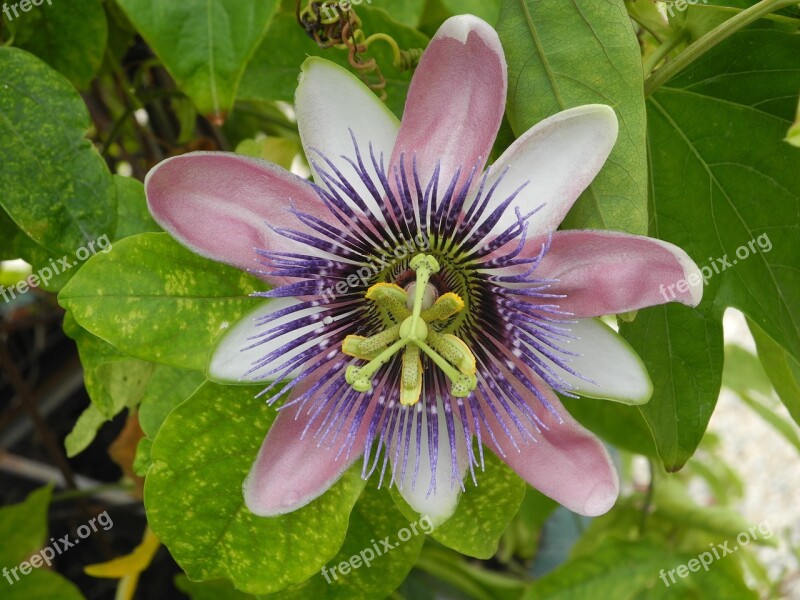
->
(575, 104, 619, 151)
(581, 480, 619, 517)
(401, 487, 460, 527)
(680, 255, 704, 308)
(242, 455, 339, 517)
(652, 239, 704, 307)
(435, 15, 504, 55)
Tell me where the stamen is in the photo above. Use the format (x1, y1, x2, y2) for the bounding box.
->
(400, 345, 423, 406)
(346, 338, 407, 392)
(414, 339, 477, 398)
(420, 292, 464, 322)
(342, 325, 401, 360)
(427, 332, 477, 375)
(342, 253, 478, 401)
(365, 283, 410, 321)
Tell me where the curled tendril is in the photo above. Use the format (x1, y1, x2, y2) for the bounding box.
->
(295, 0, 423, 101)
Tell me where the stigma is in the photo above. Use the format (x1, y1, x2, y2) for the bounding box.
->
(342, 254, 478, 405)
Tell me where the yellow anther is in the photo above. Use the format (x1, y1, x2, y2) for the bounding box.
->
(428, 331, 477, 376)
(345, 338, 408, 393)
(421, 292, 465, 323)
(342, 325, 400, 360)
(365, 282, 407, 302)
(400, 345, 423, 406)
(365, 282, 411, 321)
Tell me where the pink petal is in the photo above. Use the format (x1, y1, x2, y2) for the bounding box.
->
(243, 377, 373, 516)
(145, 152, 325, 285)
(390, 15, 507, 188)
(479, 365, 619, 516)
(533, 230, 703, 316)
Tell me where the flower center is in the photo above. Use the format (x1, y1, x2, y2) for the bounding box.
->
(342, 254, 478, 405)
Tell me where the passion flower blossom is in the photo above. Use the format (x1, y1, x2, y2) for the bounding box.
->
(145, 15, 702, 523)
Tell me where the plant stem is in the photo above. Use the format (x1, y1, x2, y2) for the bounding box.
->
(642, 30, 687, 78)
(639, 459, 655, 535)
(52, 482, 135, 503)
(690, 3, 800, 26)
(644, 0, 799, 96)
(629, 11, 665, 43)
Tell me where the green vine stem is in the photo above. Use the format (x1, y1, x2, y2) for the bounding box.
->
(644, 0, 800, 96)
(642, 29, 687, 78)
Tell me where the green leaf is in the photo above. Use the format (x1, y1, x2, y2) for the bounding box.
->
(0, 490, 85, 595)
(144, 382, 366, 594)
(138, 366, 206, 439)
(63, 313, 155, 456)
(115, 0, 280, 122)
(113, 175, 162, 241)
(620, 306, 723, 471)
(59, 232, 267, 371)
(438, 0, 501, 24)
(648, 29, 800, 356)
(270, 485, 426, 600)
(64, 404, 107, 458)
(240, 7, 429, 119)
(235, 137, 299, 171)
(652, 479, 777, 547)
(3, 569, 86, 600)
(748, 318, 800, 426)
(526, 539, 662, 599)
(722, 344, 773, 397)
(369, 0, 428, 28)
(0, 208, 19, 259)
(63, 313, 153, 418)
(133, 437, 154, 478)
(623, 29, 800, 470)
(175, 575, 257, 600)
(11, 0, 107, 88)
(415, 544, 527, 600)
(498, 486, 558, 563)
(525, 539, 757, 599)
(0, 486, 52, 565)
(560, 396, 658, 458)
(64, 403, 107, 458)
(497, 0, 648, 234)
(391, 451, 525, 559)
(0, 47, 116, 254)
(787, 95, 800, 147)
(740, 393, 800, 454)
(134, 364, 207, 474)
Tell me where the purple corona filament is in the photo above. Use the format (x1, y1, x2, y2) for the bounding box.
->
(243, 133, 583, 494)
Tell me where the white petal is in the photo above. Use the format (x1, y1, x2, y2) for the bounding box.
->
(392, 402, 468, 526)
(478, 105, 618, 239)
(532, 318, 652, 404)
(208, 298, 340, 383)
(295, 57, 400, 219)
